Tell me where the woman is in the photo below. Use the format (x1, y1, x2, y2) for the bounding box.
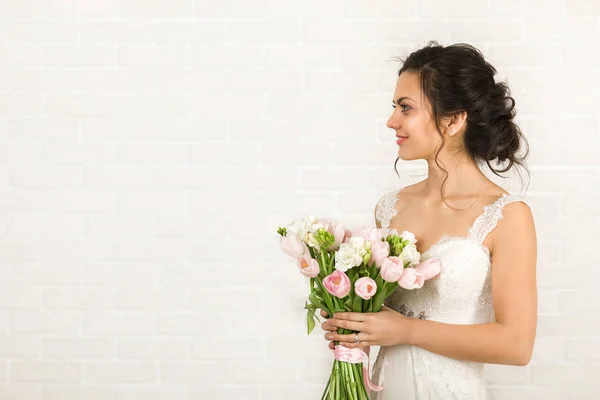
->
(320, 42, 538, 399)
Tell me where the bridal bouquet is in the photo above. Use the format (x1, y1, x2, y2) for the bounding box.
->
(277, 216, 441, 400)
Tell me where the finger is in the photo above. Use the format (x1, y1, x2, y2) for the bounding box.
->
(340, 340, 373, 349)
(327, 332, 371, 343)
(320, 309, 328, 318)
(333, 312, 368, 322)
(328, 318, 365, 332)
(320, 320, 337, 332)
(329, 341, 334, 350)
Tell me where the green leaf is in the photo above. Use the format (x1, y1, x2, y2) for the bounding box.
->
(385, 282, 399, 298)
(352, 294, 363, 312)
(306, 306, 317, 335)
(343, 297, 353, 311)
(370, 292, 384, 313)
(347, 268, 357, 282)
(308, 291, 325, 309)
(375, 274, 383, 289)
(369, 263, 377, 278)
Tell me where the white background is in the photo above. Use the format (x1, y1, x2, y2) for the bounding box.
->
(0, 0, 599, 399)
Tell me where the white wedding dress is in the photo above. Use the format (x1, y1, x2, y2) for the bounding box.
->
(370, 190, 525, 400)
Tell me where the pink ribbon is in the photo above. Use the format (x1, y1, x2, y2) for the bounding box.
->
(333, 344, 384, 392)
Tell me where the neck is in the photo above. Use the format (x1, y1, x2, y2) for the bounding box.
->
(420, 151, 488, 201)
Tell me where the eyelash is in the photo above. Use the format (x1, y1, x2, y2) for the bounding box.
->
(392, 104, 410, 112)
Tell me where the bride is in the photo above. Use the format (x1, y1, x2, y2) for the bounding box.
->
(320, 41, 537, 399)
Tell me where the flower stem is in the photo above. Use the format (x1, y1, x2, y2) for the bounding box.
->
(347, 361, 359, 400)
(335, 361, 341, 400)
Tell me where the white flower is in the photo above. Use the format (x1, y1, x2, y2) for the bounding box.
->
(400, 243, 421, 266)
(288, 215, 323, 248)
(348, 235, 365, 247)
(335, 243, 362, 272)
(400, 231, 417, 245)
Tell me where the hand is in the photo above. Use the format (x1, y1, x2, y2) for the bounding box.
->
(320, 309, 337, 350)
(322, 306, 413, 349)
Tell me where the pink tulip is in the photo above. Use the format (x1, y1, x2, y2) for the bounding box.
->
(371, 240, 391, 268)
(323, 220, 346, 251)
(323, 270, 351, 298)
(380, 256, 404, 282)
(415, 258, 441, 280)
(297, 255, 320, 278)
(354, 277, 377, 300)
(357, 226, 383, 246)
(398, 268, 425, 290)
(280, 232, 308, 258)
(341, 228, 353, 244)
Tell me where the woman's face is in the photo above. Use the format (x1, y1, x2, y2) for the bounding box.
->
(386, 71, 443, 162)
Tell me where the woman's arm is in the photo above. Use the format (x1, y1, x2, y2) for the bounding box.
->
(408, 201, 538, 365)
(326, 201, 538, 366)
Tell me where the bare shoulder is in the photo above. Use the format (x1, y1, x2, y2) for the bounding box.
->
(492, 196, 537, 254)
(502, 196, 535, 228)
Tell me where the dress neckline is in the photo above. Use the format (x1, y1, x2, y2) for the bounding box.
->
(391, 191, 512, 258)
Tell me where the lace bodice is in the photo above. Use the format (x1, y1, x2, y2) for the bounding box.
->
(375, 189, 523, 322)
(370, 189, 526, 399)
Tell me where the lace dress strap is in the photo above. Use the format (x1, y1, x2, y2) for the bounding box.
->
(375, 190, 400, 230)
(468, 193, 525, 245)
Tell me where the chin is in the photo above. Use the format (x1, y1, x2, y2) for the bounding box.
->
(397, 148, 422, 162)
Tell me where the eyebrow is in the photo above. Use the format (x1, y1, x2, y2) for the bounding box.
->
(394, 96, 414, 105)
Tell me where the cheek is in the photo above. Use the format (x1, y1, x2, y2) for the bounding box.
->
(405, 117, 437, 145)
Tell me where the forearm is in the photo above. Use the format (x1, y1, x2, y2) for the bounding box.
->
(406, 318, 532, 366)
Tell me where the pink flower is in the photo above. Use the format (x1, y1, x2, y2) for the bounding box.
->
(371, 240, 390, 268)
(322, 220, 346, 251)
(415, 258, 441, 280)
(323, 270, 351, 298)
(357, 226, 384, 245)
(297, 255, 320, 278)
(280, 232, 308, 258)
(342, 228, 353, 244)
(354, 277, 377, 300)
(380, 256, 405, 282)
(398, 268, 425, 290)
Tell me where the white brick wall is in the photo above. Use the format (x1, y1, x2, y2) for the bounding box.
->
(0, 0, 598, 399)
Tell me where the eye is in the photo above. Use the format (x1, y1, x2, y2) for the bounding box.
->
(392, 103, 411, 112)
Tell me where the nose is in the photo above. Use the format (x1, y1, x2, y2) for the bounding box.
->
(386, 109, 401, 130)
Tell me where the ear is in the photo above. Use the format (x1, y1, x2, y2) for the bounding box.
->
(443, 110, 468, 136)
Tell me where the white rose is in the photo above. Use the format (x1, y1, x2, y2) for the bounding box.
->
(400, 243, 421, 266)
(335, 243, 361, 272)
(400, 231, 417, 245)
